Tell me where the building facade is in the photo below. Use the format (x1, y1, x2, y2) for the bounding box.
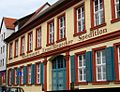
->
(4, 0, 120, 92)
(0, 17, 16, 86)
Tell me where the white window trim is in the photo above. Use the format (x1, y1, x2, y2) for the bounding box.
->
(37, 29, 41, 48)
(21, 68, 24, 84)
(22, 37, 25, 54)
(15, 40, 18, 56)
(78, 54, 86, 82)
(37, 64, 41, 84)
(14, 69, 17, 85)
(28, 66, 31, 84)
(49, 22, 54, 44)
(77, 6, 84, 32)
(96, 50, 106, 81)
(94, 0, 104, 26)
(29, 33, 33, 51)
(59, 16, 65, 39)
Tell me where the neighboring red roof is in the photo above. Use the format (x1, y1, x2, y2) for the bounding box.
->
(3, 17, 17, 30)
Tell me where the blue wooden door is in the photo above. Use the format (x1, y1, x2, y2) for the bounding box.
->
(52, 56, 66, 91)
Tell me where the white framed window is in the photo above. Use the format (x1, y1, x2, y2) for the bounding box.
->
(21, 37, 25, 54)
(49, 22, 54, 44)
(28, 66, 31, 84)
(14, 69, 17, 85)
(96, 49, 106, 81)
(36, 64, 41, 84)
(94, 0, 104, 26)
(78, 54, 86, 82)
(9, 70, 12, 85)
(9, 43, 13, 59)
(21, 68, 24, 84)
(59, 16, 65, 39)
(118, 47, 120, 79)
(76, 6, 85, 32)
(28, 33, 33, 51)
(115, 0, 120, 18)
(15, 40, 18, 56)
(37, 28, 41, 48)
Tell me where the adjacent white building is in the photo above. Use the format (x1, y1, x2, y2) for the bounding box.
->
(0, 17, 16, 85)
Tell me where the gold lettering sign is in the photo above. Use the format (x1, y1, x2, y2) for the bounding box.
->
(42, 40, 73, 53)
(78, 29, 107, 41)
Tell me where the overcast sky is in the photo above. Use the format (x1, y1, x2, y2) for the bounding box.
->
(0, 0, 58, 23)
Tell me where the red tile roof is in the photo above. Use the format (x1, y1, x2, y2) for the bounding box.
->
(3, 17, 17, 30)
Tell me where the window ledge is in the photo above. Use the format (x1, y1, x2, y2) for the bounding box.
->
(92, 81, 109, 85)
(73, 30, 86, 37)
(114, 80, 120, 84)
(75, 81, 88, 85)
(90, 23, 106, 31)
(27, 50, 33, 53)
(111, 18, 120, 23)
(46, 42, 54, 47)
(56, 38, 66, 43)
(35, 47, 42, 51)
(20, 53, 25, 56)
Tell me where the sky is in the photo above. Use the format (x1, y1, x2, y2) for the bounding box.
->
(0, 0, 58, 23)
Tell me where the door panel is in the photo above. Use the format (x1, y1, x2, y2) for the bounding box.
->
(52, 56, 66, 91)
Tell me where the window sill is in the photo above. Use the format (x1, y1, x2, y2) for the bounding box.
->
(20, 53, 25, 56)
(20, 84, 24, 86)
(92, 81, 109, 85)
(73, 30, 86, 37)
(46, 42, 54, 47)
(9, 58, 12, 60)
(114, 80, 120, 84)
(75, 81, 88, 85)
(27, 50, 33, 53)
(26, 84, 32, 86)
(56, 38, 66, 43)
(35, 47, 42, 51)
(111, 18, 120, 23)
(90, 23, 106, 31)
(35, 83, 42, 86)
(14, 55, 18, 58)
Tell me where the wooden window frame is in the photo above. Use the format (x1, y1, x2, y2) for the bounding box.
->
(9, 42, 13, 60)
(27, 32, 33, 53)
(75, 51, 88, 85)
(90, 0, 106, 31)
(56, 13, 66, 43)
(35, 26, 42, 50)
(46, 19, 54, 46)
(92, 46, 109, 84)
(111, 0, 120, 23)
(27, 64, 32, 85)
(20, 66, 24, 86)
(74, 3, 86, 37)
(114, 42, 120, 83)
(20, 36, 25, 56)
(35, 62, 41, 85)
(14, 39, 19, 58)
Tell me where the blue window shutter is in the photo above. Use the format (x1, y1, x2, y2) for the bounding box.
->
(105, 47, 115, 81)
(16, 68, 20, 85)
(31, 64, 35, 84)
(41, 63, 44, 84)
(70, 55, 75, 83)
(86, 51, 92, 82)
(23, 66, 27, 85)
(11, 69, 14, 85)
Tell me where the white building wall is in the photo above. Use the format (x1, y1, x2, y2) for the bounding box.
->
(0, 22, 14, 71)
